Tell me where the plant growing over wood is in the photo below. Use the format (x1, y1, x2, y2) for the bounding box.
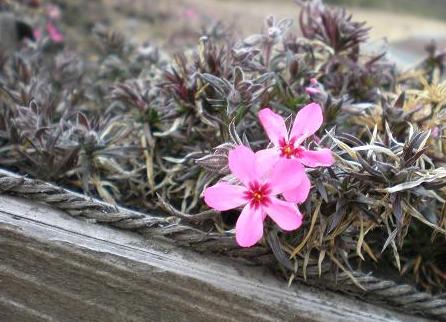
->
(0, 0, 445, 296)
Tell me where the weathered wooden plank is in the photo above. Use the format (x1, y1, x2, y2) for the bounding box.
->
(0, 195, 431, 322)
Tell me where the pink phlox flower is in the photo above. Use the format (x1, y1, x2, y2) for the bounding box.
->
(204, 145, 306, 247)
(305, 87, 320, 95)
(46, 21, 64, 43)
(305, 78, 322, 95)
(257, 103, 334, 203)
(46, 4, 61, 20)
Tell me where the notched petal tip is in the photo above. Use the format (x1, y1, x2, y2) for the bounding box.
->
(258, 107, 288, 146)
(290, 102, 323, 141)
(298, 148, 334, 168)
(228, 145, 258, 186)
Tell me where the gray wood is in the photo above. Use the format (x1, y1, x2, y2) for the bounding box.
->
(0, 195, 431, 322)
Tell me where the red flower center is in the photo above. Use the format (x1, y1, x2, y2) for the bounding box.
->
(281, 143, 294, 158)
(244, 182, 271, 208)
(279, 138, 304, 159)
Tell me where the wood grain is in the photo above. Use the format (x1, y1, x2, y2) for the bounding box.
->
(0, 195, 431, 322)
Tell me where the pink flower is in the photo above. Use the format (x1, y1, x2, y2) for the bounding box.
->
(305, 87, 320, 95)
(46, 4, 61, 20)
(46, 21, 64, 43)
(204, 145, 305, 247)
(305, 78, 322, 95)
(257, 103, 334, 202)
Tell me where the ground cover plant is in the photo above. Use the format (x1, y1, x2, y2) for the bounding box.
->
(1, 0, 446, 297)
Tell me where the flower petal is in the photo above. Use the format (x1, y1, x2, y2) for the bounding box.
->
(282, 173, 311, 204)
(305, 87, 320, 95)
(258, 108, 288, 146)
(298, 149, 334, 167)
(47, 21, 64, 43)
(228, 145, 258, 186)
(235, 204, 265, 247)
(268, 158, 305, 195)
(265, 197, 303, 231)
(204, 183, 246, 211)
(255, 148, 281, 178)
(290, 103, 323, 141)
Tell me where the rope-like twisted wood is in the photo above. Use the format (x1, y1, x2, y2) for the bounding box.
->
(0, 168, 444, 321)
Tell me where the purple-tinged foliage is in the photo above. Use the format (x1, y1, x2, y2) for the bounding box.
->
(0, 0, 445, 294)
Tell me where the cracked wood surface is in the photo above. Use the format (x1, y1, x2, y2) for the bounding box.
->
(0, 195, 431, 322)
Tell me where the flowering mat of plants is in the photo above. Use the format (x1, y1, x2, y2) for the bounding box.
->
(1, 0, 446, 320)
